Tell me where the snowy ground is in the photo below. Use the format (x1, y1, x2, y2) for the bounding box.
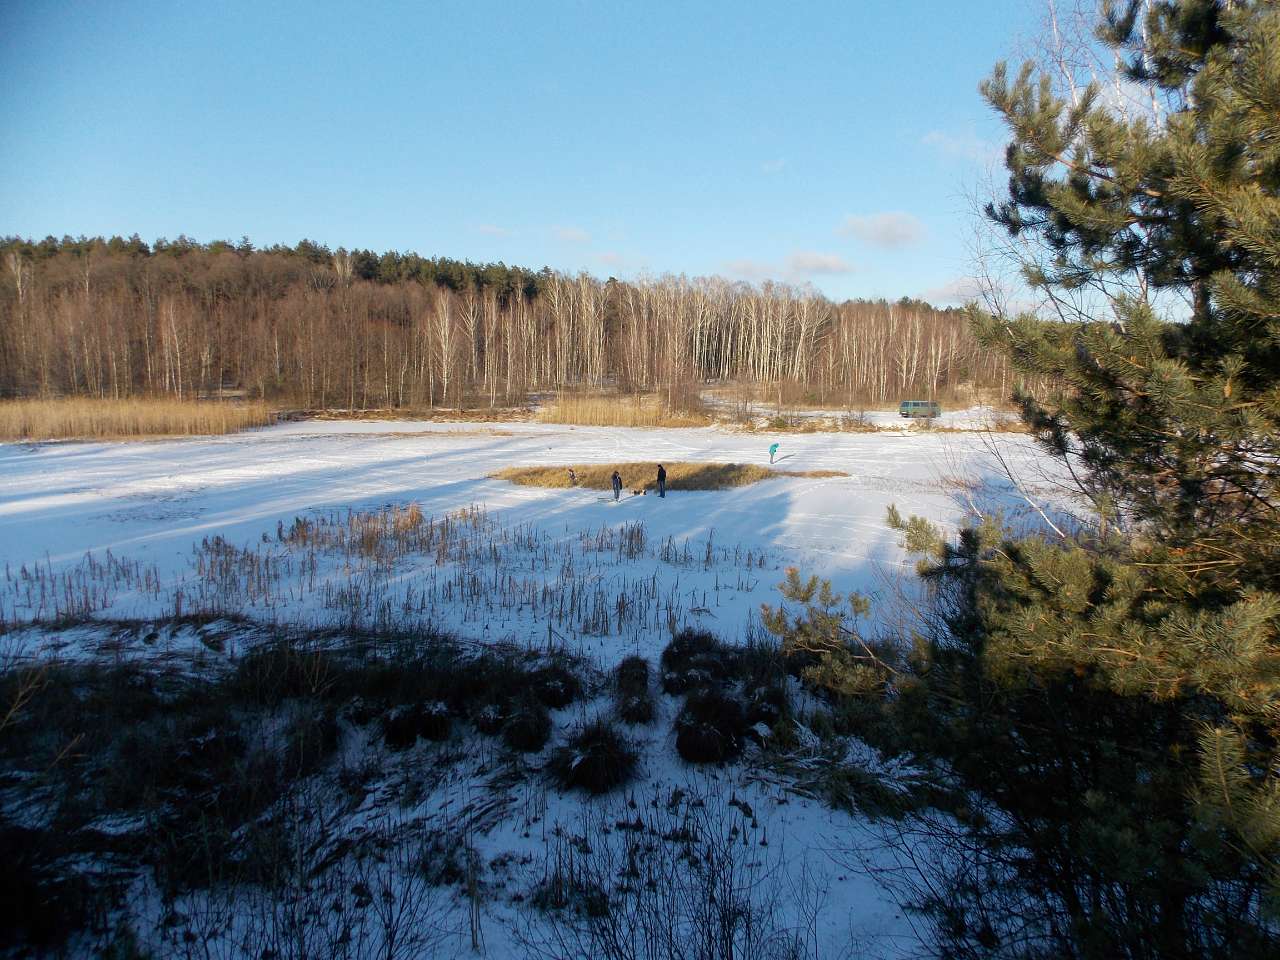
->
(700, 396, 1022, 432)
(0, 416, 1069, 958)
(0, 416, 1058, 644)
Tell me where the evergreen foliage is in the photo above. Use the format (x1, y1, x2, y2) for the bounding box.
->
(900, 2, 1279, 954)
(760, 567, 895, 698)
(761, 3, 1280, 955)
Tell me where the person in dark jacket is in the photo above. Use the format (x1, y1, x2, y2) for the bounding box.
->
(656, 463, 667, 498)
(611, 470, 622, 501)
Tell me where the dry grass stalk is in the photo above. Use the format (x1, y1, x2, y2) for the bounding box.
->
(492, 462, 846, 492)
(538, 394, 712, 428)
(0, 398, 274, 441)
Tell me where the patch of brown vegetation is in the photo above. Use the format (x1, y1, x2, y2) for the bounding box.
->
(0, 398, 274, 441)
(286, 406, 534, 423)
(537, 394, 712, 428)
(492, 462, 847, 492)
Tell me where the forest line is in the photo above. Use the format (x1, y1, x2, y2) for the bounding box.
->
(0, 235, 1012, 409)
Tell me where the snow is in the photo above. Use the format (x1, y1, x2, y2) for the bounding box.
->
(0, 415, 1066, 958)
(0, 416, 1057, 648)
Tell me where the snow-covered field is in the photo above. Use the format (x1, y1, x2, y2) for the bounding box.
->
(0, 417, 1065, 958)
(0, 416, 1055, 647)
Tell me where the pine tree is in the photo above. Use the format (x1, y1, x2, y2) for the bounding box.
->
(854, 3, 1278, 956)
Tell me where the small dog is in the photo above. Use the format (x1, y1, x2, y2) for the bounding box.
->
(631, 488, 646, 496)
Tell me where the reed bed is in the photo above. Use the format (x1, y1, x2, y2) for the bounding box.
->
(493, 462, 846, 492)
(537, 394, 712, 428)
(0, 398, 275, 441)
(0, 503, 774, 646)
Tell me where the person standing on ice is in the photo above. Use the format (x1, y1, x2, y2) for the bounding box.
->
(768, 442, 779, 464)
(656, 464, 667, 498)
(611, 470, 622, 501)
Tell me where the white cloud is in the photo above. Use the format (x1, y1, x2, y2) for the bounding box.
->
(761, 158, 786, 174)
(786, 251, 855, 276)
(920, 276, 984, 306)
(722, 251, 855, 283)
(473, 224, 513, 238)
(552, 225, 591, 243)
(721, 258, 774, 281)
(837, 212, 926, 249)
(922, 129, 1002, 165)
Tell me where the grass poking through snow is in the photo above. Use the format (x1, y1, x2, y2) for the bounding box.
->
(493, 462, 846, 492)
(0, 398, 274, 441)
(537, 394, 712, 428)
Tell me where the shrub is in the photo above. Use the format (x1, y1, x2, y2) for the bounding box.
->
(419, 700, 452, 742)
(737, 638, 788, 693)
(443, 651, 527, 715)
(548, 720, 639, 795)
(615, 656, 650, 697)
(660, 628, 734, 694)
(502, 698, 552, 752)
(616, 693, 654, 726)
(382, 704, 421, 749)
(284, 705, 341, 776)
(471, 700, 507, 735)
(230, 642, 339, 705)
(745, 684, 789, 731)
(379, 700, 452, 748)
(530, 663, 582, 709)
(613, 656, 654, 724)
(0, 824, 96, 953)
(675, 689, 746, 764)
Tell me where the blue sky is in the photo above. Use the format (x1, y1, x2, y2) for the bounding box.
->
(0, 0, 1038, 303)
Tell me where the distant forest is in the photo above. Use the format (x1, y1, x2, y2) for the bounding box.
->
(0, 235, 1011, 408)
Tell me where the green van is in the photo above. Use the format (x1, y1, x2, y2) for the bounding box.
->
(899, 400, 942, 418)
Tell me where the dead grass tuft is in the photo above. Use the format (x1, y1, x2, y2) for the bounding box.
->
(0, 398, 274, 441)
(538, 394, 712, 428)
(492, 462, 846, 492)
(290, 405, 534, 424)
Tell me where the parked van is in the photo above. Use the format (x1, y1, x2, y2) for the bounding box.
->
(899, 400, 941, 418)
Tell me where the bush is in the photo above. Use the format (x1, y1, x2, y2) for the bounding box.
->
(615, 656, 650, 697)
(548, 720, 639, 795)
(675, 690, 746, 764)
(737, 638, 788, 694)
(530, 662, 582, 708)
(0, 824, 96, 953)
(380, 700, 452, 748)
(613, 656, 655, 724)
(284, 706, 341, 775)
(443, 650, 527, 715)
(471, 700, 506, 735)
(616, 693, 655, 726)
(419, 700, 452, 742)
(502, 698, 552, 752)
(659, 628, 734, 694)
(381, 704, 420, 749)
(230, 643, 338, 705)
(745, 684, 789, 732)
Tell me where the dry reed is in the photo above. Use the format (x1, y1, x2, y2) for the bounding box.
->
(493, 462, 846, 492)
(538, 394, 712, 428)
(0, 398, 275, 441)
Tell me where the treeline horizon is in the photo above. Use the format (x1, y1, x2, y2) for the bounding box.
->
(0, 233, 1012, 409)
